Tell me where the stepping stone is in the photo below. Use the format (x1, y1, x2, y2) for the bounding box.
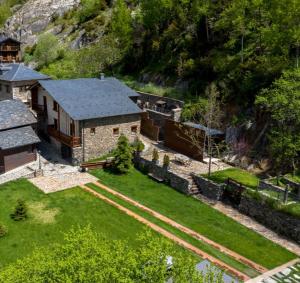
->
(263, 278, 278, 283)
(281, 268, 292, 276)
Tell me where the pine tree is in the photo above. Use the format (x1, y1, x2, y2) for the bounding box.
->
(113, 135, 133, 174)
(10, 199, 28, 221)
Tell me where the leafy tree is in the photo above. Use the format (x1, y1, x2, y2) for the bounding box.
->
(78, 0, 106, 23)
(0, 3, 11, 27)
(10, 199, 27, 221)
(111, 0, 133, 51)
(0, 227, 223, 282)
(113, 134, 133, 174)
(33, 33, 61, 68)
(256, 69, 300, 176)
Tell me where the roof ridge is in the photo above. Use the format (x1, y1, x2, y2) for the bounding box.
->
(10, 64, 21, 81)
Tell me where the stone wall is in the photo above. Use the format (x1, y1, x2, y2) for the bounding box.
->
(192, 174, 224, 201)
(82, 114, 141, 162)
(134, 156, 191, 195)
(258, 179, 285, 193)
(239, 195, 300, 244)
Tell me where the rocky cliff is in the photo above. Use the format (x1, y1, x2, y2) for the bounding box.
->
(3, 0, 80, 45)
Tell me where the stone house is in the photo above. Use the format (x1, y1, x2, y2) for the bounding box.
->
(0, 36, 21, 63)
(31, 77, 142, 164)
(0, 63, 49, 102)
(0, 100, 40, 173)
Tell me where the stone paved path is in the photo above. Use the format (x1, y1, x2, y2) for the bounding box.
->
(81, 184, 250, 282)
(92, 181, 267, 274)
(30, 172, 98, 193)
(194, 194, 300, 256)
(246, 258, 300, 283)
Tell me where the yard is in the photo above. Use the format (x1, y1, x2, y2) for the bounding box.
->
(0, 179, 184, 267)
(203, 168, 260, 189)
(91, 168, 296, 269)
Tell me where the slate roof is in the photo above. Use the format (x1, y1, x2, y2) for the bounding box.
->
(0, 126, 40, 150)
(0, 36, 20, 44)
(38, 78, 142, 121)
(0, 100, 37, 131)
(0, 63, 50, 82)
(183, 122, 224, 136)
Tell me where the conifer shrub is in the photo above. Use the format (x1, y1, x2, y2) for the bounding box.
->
(113, 135, 133, 174)
(163, 154, 170, 168)
(152, 149, 159, 163)
(10, 199, 27, 221)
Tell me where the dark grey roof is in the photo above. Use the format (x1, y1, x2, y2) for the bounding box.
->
(0, 126, 40, 150)
(0, 100, 37, 131)
(0, 36, 20, 44)
(0, 64, 50, 82)
(38, 78, 142, 120)
(184, 122, 224, 136)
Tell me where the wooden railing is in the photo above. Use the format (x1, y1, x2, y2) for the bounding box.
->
(0, 55, 20, 62)
(47, 125, 81, 148)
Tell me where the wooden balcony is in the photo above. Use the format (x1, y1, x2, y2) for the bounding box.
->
(47, 125, 81, 148)
(0, 55, 20, 63)
(0, 46, 20, 51)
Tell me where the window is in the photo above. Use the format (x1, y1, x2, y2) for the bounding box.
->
(70, 122, 75, 136)
(53, 101, 58, 112)
(113, 128, 119, 135)
(90, 128, 96, 135)
(6, 85, 9, 93)
(131, 125, 138, 134)
(54, 118, 58, 130)
(0, 84, 2, 91)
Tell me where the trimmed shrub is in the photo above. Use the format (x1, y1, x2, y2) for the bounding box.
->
(113, 135, 133, 174)
(152, 149, 159, 162)
(163, 154, 170, 167)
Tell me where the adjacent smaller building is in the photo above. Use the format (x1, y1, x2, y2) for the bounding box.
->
(0, 36, 21, 63)
(31, 77, 142, 164)
(0, 63, 50, 102)
(0, 100, 40, 173)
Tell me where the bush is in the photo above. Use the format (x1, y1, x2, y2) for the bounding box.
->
(152, 149, 159, 162)
(0, 223, 7, 237)
(10, 199, 27, 221)
(133, 138, 145, 152)
(113, 135, 133, 174)
(163, 154, 170, 167)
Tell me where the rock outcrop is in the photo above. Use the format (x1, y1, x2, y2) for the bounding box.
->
(3, 0, 80, 45)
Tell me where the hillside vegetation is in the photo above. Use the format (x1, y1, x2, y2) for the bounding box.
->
(14, 0, 300, 171)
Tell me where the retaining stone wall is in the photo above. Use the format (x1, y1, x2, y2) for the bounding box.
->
(134, 157, 191, 194)
(192, 174, 224, 201)
(239, 195, 300, 244)
(258, 179, 285, 193)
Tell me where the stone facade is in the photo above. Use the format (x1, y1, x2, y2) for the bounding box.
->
(192, 174, 224, 201)
(239, 195, 300, 244)
(81, 114, 141, 162)
(0, 80, 36, 102)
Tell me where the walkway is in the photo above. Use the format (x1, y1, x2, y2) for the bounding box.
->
(194, 194, 300, 256)
(81, 184, 250, 282)
(92, 181, 267, 274)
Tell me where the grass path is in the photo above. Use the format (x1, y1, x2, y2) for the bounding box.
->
(90, 180, 267, 274)
(82, 184, 250, 281)
(90, 168, 297, 269)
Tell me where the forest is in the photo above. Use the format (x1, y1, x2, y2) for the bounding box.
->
(11, 0, 300, 171)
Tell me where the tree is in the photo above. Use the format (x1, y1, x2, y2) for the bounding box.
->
(33, 33, 61, 68)
(256, 69, 300, 176)
(0, 227, 224, 282)
(113, 134, 133, 174)
(111, 0, 133, 51)
(10, 199, 27, 221)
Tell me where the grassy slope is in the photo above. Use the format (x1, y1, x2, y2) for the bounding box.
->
(91, 168, 296, 269)
(204, 168, 260, 189)
(0, 179, 172, 267)
(87, 183, 259, 277)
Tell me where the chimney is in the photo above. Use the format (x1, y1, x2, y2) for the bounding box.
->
(100, 73, 105, 80)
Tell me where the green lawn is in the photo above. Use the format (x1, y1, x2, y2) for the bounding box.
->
(285, 172, 300, 184)
(91, 168, 296, 269)
(0, 179, 178, 268)
(203, 168, 260, 189)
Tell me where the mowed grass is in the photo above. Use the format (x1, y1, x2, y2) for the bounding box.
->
(91, 168, 297, 269)
(0, 179, 183, 267)
(204, 168, 260, 189)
